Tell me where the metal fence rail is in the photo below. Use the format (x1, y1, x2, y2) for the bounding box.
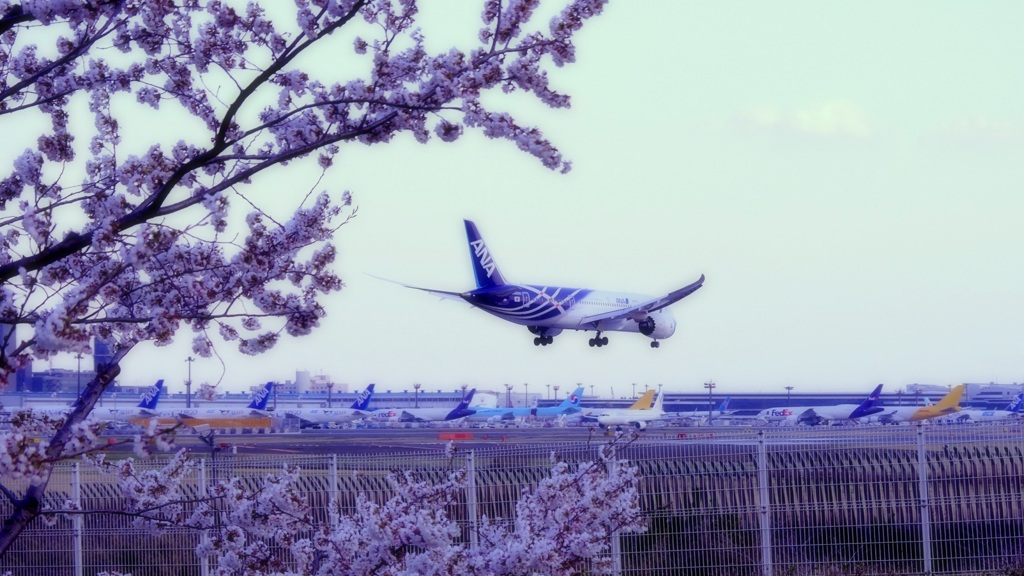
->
(2, 423, 1023, 575)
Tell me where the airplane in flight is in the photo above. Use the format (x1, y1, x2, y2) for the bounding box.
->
(954, 393, 1023, 423)
(874, 384, 965, 424)
(283, 384, 375, 428)
(582, 389, 665, 430)
(755, 384, 885, 426)
(365, 388, 477, 424)
(467, 385, 586, 423)
(382, 220, 704, 348)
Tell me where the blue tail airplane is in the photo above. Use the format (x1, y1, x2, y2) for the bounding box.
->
(467, 385, 586, 422)
(383, 220, 704, 348)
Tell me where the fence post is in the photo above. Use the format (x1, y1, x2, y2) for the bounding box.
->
(916, 423, 932, 575)
(757, 429, 773, 576)
(200, 458, 209, 576)
(330, 454, 338, 507)
(466, 451, 478, 551)
(606, 442, 622, 576)
(72, 462, 82, 576)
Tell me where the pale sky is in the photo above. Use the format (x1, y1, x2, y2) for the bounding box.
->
(30, 2, 1024, 397)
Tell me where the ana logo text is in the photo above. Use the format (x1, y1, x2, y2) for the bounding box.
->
(470, 239, 496, 278)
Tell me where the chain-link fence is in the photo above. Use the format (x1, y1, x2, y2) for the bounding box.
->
(2, 423, 1023, 575)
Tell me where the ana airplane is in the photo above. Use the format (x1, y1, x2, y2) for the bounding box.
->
(383, 220, 704, 348)
(582, 389, 664, 429)
(955, 393, 1023, 423)
(175, 382, 275, 423)
(23, 380, 166, 423)
(467, 386, 585, 423)
(676, 396, 732, 424)
(91, 379, 164, 423)
(366, 388, 477, 423)
(283, 384, 375, 428)
(756, 384, 885, 426)
(875, 384, 964, 424)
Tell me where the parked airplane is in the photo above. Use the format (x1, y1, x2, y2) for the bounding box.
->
(381, 220, 704, 348)
(875, 384, 964, 424)
(91, 379, 164, 423)
(582, 389, 664, 429)
(676, 396, 732, 424)
(467, 386, 585, 423)
(174, 382, 275, 423)
(22, 380, 166, 424)
(955, 393, 1023, 423)
(283, 384, 375, 428)
(365, 388, 477, 423)
(756, 384, 885, 426)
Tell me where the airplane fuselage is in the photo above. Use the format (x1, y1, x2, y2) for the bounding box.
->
(461, 284, 677, 338)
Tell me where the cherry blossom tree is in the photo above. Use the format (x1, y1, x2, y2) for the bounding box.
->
(99, 441, 645, 575)
(0, 0, 611, 556)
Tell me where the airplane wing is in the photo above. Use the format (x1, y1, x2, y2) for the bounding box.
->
(369, 274, 464, 301)
(579, 274, 704, 325)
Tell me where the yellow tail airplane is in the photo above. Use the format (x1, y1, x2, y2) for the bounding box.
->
(875, 384, 964, 424)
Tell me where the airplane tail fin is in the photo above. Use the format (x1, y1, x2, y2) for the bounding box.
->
(137, 379, 163, 410)
(936, 384, 964, 410)
(653, 391, 665, 413)
(937, 383, 962, 405)
(446, 388, 477, 420)
(1007, 393, 1024, 413)
(849, 383, 885, 419)
(716, 396, 731, 413)
(464, 220, 507, 289)
(350, 383, 375, 410)
(628, 390, 655, 410)
(562, 386, 585, 410)
(248, 382, 274, 411)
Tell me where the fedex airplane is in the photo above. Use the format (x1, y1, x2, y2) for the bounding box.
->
(385, 220, 704, 348)
(366, 388, 477, 423)
(756, 384, 885, 426)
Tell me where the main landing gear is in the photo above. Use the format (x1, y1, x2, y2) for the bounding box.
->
(588, 332, 609, 347)
(533, 335, 554, 346)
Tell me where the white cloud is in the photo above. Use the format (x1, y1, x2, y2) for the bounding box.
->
(741, 100, 873, 140)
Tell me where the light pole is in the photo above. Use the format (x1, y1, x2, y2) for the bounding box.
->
(785, 385, 793, 405)
(75, 353, 83, 399)
(461, 383, 468, 399)
(546, 384, 550, 400)
(632, 382, 636, 398)
(326, 382, 333, 408)
(553, 384, 559, 400)
(505, 383, 513, 408)
(523, 382, 528, 407)
(703, 380, 716, 425)
(185, 356, 195, 408)
(413, 382, 421, 408)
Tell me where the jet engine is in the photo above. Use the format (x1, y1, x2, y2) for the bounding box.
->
(637, 316, 656, 336)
